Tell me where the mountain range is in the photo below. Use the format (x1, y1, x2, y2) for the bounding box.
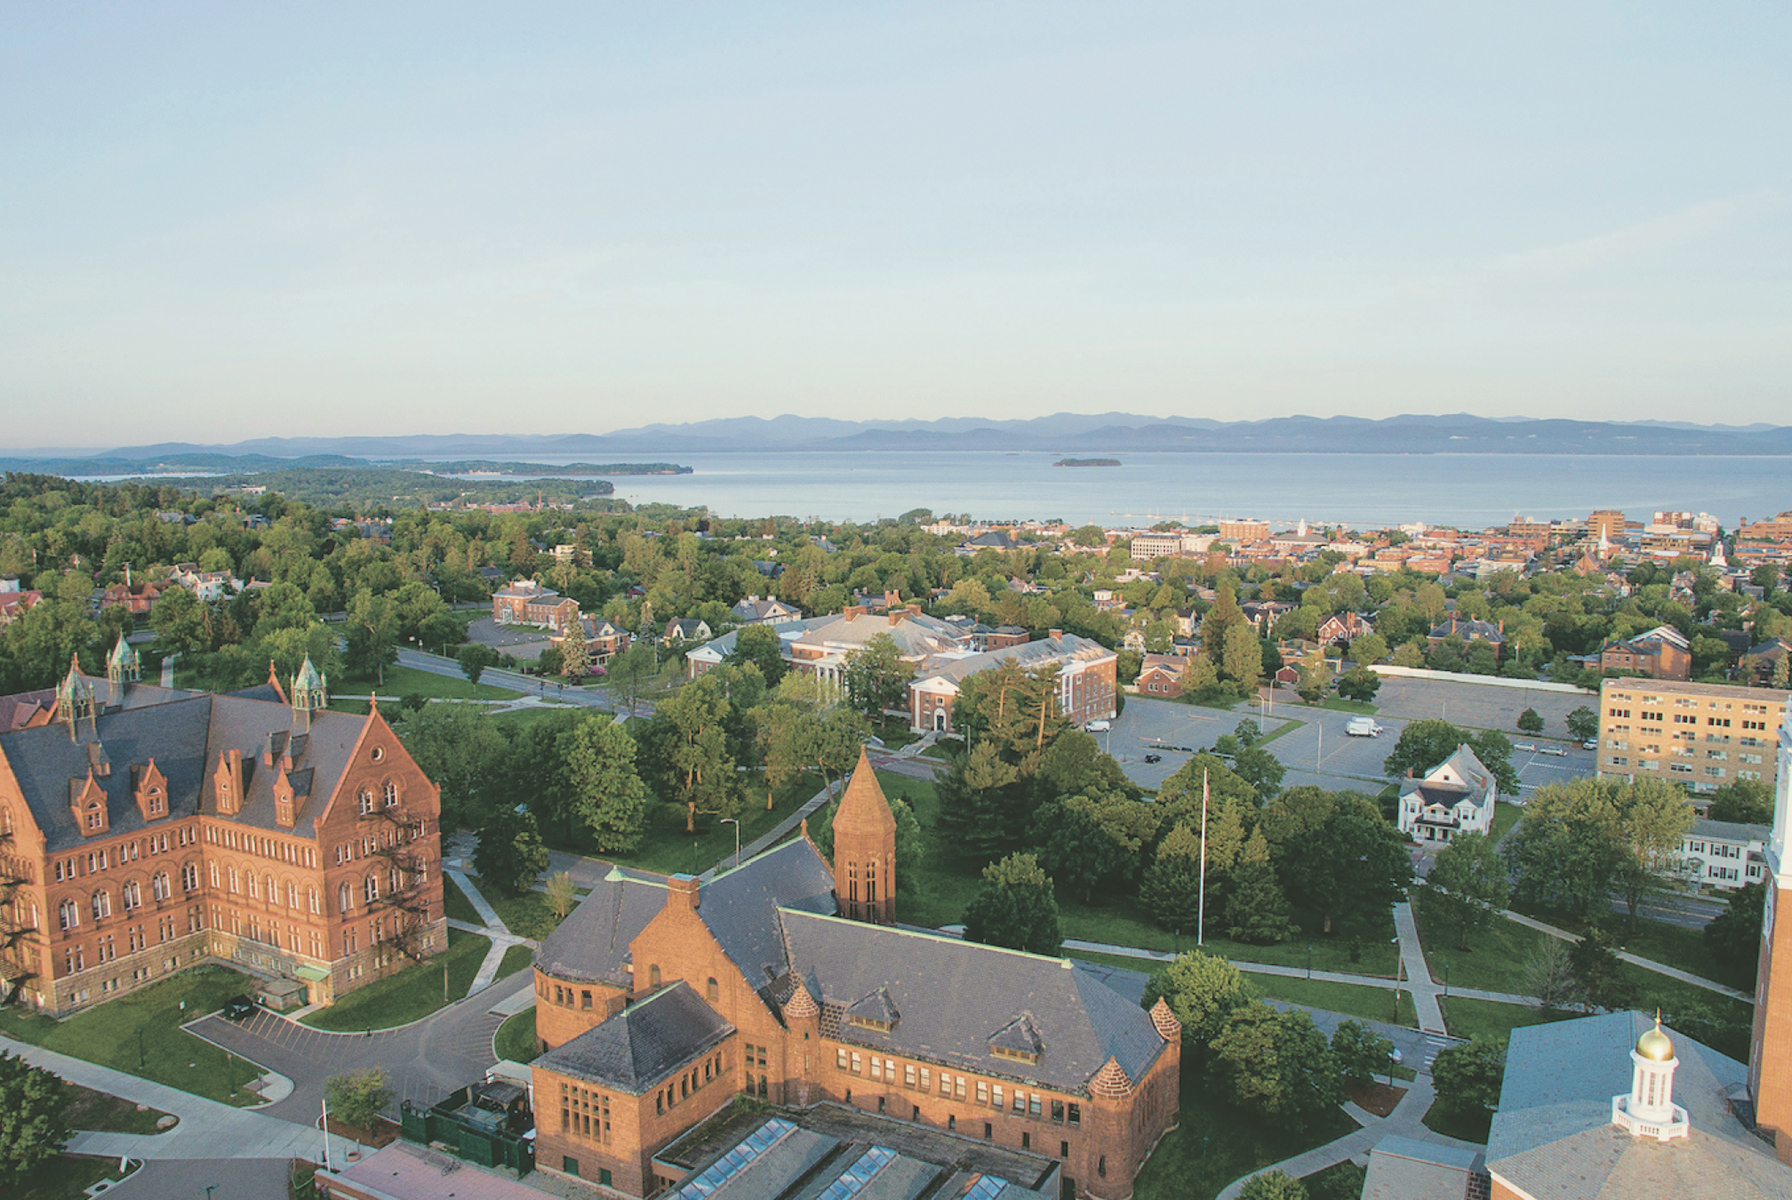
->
(8, 413, 1792, 468)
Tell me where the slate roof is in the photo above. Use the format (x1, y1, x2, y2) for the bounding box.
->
(0, 689, 368, 850)
(1486, 1011, 1792, 1200)
(699, 839, 837, 988)
(537, 981, 735, 1095)
(778, 910, 1167, 1094)
(533, 865, 671, 987)
(1363, 1134, 1482, 1200)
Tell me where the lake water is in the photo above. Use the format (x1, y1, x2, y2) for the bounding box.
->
(482, 451, 1791, 529)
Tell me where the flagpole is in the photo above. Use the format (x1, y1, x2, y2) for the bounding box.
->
(322, 1096, 332, 1171)
(1198, 768, 1209, 947)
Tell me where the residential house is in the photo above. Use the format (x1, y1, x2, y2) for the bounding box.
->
(0, 580, 44, 626)
(168, 563, 243, 603)
(552, 617, 631, 666)
(1427, 617, 1504, 653)
(1315, 611, 1373, 646)
(1679, 818, 1768, 891)
(1135, 654, 1186, 699)
(729, 595, 800, 625)
(664, 618, 713, 646)
(1240, 600, 1296, 634)
(1598, 625, 1692, 681)
(1395, 744, 1498, 844)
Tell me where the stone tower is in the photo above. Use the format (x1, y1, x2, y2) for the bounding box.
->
(1750, 704, 1792, 1157)
(106, 636, 140, 697)
(291, 655, 328, 729)
(832, 748, 896, 925)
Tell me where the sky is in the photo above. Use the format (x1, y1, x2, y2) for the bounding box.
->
(3, 3, 1789, 449)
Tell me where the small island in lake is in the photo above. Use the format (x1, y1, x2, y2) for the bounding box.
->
(1053, 457, 1121, 467)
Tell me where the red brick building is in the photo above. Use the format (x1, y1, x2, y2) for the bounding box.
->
(1599, 625, 1692, 682)
(0, 648, 445, 1015)
(1135, 654, 1186, 699)
(529, 753, 1178, 1198)
(491, 580, 580, 632)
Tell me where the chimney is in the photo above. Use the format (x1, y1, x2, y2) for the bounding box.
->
(670, 874, 700, 911)
(1049, 629, 1063, 642)
(843, 605, 867, 620)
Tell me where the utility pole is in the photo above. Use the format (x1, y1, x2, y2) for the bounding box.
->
(1196, 770, 1208, 947)
(722, 818, 741, 870)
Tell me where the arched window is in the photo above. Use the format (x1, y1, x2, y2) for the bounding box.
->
(288, 881, 299, 909)
(92, 890, 111, 920)
(183, 863, 200, 892)
(388, 867, 400, 896)
(121, 880, 141, 909)
(649, 965, 662, 988)
(152, 871, 171, 901)
(229, 867, 240, 894)
(265, 874, 276, 905)
(247, 872, 259, 900)
(339, 882, 353, 914)
(364, 874, 379, 903)
(309, 887, 320, 915)
(58, 899, 78, 930)
(358, 787, 374, 815)
(707, 977, 719, 1003)
(209, 862, 220, 889)
(383, 781, 399, 808)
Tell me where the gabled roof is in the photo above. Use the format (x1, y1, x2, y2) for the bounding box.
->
(698, 839, 837, 990)
(537, 982, 734, 1095)
(535, 865, 671, 987)
(778, 910, 1166, 1094)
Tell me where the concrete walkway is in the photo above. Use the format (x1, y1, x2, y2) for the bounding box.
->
(2, 1035, 329, 1162)
(446, 870, 532, 995)
(1393, 901, 1447, 1033)
(1500, 908, 1754, 1002)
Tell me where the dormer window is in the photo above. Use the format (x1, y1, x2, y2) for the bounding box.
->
(848, 1016, 893, 1033)
(991, 1045, 1038, 1065)
(85, 804, 104, 832)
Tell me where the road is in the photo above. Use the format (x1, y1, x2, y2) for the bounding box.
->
(394, 647, 656, 718)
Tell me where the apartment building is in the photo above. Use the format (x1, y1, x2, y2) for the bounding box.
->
(1596, 677, 1789, 795)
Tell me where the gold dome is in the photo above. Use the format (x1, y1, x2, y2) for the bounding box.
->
(1638, 1013, 1675, 1062)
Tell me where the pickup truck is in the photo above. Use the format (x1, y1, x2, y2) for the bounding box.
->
(1345, 717, 1383, 738)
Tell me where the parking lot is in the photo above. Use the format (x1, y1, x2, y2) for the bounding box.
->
(1109, 673, 1599, 798)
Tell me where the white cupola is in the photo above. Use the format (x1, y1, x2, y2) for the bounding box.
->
(1611, 1013, 1690, 1141)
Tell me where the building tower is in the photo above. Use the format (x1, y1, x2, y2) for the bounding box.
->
(291, 655, 328, 730)
(106, 636, 139, 702)
(1750, 703, 1792, 1158)
(1612, 1013, 1690, 1141)
(55, 654, 96, 738)
(832, 748, 896, 925)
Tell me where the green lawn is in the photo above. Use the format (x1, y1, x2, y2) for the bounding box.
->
(0, 966, 265, 1105)
(1489, 803, 1523, 843)
(1255, 718, 1305, 748)
(1410, 892, 1552, 993)
(65, 1081, 174, 1133)
(1248, 975, 1419, 1028)
(1619, 964, 1753, 1062)
(1613, 915, 1753, 993)
(1133, 1059, 1356, 1200)
(301, 928, 490, 1031)
(496, 944, 535, 981)
(328, 664, 523, 712)
(468, 876, 563, 942)
(18, 1155, 139, 1200)
(1318, 697, 1379, 715)
(1303, 1160, 1368, 1200)
(1439, 996, 1570, 1043)
(442, 876, 483, 925)
(494, 1007, 541, 1064)
(1422, 1097, 1492, 1144)
(597, 771, 825, 878)
(487, 706, 583, 731)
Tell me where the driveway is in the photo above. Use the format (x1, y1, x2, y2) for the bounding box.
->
(187, 969, 531, 1122)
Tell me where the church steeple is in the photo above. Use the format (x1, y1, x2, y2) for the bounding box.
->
(832, 748, 896, 925)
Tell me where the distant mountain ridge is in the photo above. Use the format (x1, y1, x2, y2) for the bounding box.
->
(10, 412, 1792, 461)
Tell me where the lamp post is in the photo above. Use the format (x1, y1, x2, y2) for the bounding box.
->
(1442, 957, 1450, 998)
(721, 818, 741, 870)
(1201, 1135, 1210, 1191)
(1391, 936, 1403, 1024)
(1306, 943, 1313, 980)
(137, 1024, 145, 1070)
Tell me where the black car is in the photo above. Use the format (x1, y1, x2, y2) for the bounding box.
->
(223, 995, 257, 1020)
(1143, 753, 1162, 764)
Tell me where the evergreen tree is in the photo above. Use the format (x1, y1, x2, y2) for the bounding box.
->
(1226, 829, 1296, 944)
(962, 853, 1061, 956)
(1704, 880, 1765, 986)
(559, 716, 651, 853)
(936, 741, 1029, 859)
(1141, 822, 1204, 933)
(559, 620, 592, 679)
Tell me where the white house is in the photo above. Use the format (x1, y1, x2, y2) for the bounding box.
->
(1679, 817, 1768, 890)
(1397, 744, 1499, 844)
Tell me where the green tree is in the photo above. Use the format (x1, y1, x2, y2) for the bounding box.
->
(1382, 719, 1520, 795)
(608, 641, 658, 717)
(1212, 731, 1286, 801)
(651, 674, 739, 831)
(1703, 881, 1765, 986)
(1707, 779, 1773, 825)
(1348, 632, 1388, 667)
(545, 871, 579, 921)
(475, 804, 550, 894)
(1262, 787, 1413, 935)
(843, 632, 913, 719)
(1335, 666, 1381, 703)
(1140, 822, 1205, 934)
(937, 740, 1029, 859)
(396, 704, 511, 831)
(457, 642, 499, 688)
(1517, 707, 1543, 734)
(1223, 622, 1263, 692)
(1030, 788, 1159, 902)
(1430, 1038, 1505, 1129)
(1424, 832, 1509, 950)
(344, 587, 400, 685)
(0, 1050, 70, 1188)
(1330, 1019, 1395, 1088)
(324, 1066, 394, 1132)
(1566, 927, 1635, 1013)
(560, 716, 652, 852)
(1226, 829, 1297, 944)
(1239, 1173, 1306, 1200)
(1143, 951, 1252, 1057)
(148, 585, 210, 659)
(559, 623, 592, 680)
(1214, 1003, 1344, 1130)
(1566, 705, 1599, 742)
(962, 853, 1062, 956)
(727, 623, 787, 688)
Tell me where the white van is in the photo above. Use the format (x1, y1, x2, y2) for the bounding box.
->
(1345, 717, 1383, 738)
(1085, 720, 1111, 733)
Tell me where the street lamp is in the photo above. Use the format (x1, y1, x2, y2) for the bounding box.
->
(137, 1024, 145, 1070)
(1442, 957, 1450, 998)
(721, 818, 741, 870)
(1306, 943, 1313, 980)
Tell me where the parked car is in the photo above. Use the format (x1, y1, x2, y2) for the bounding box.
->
(223, 995, 257, 1020)
(1143, 753, 1162, 764)
(1514, 743, 1536, 752)
(1582, 739, 1598, 750)
(1538, 745, 1566, 757)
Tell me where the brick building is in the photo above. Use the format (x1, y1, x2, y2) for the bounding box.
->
(0, 647, 445, 1015)
(1598, 624, 1692, 681)
(907, 631, 1118, 735)
(528, 754, 1178, 1199)
(491, 580, 580, 632)
(1596, 677, 1789, 796)
(1135, 654, 1186, 699)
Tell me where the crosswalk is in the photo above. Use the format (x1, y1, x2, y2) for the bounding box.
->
(1421, 1032, 1458, 1071)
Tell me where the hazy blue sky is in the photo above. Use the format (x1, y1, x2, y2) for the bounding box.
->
(4, 4, 1788, 448)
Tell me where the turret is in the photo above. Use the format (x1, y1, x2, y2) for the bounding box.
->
(832, 748, 896, 925)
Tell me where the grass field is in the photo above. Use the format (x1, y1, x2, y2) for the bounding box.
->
(494, 1007, 541, 1064)
(598, 771, 825, 878)
(1249, 975, 1420, 1028)
(18, 1155, 139, 1200)
(443, 875, 483, 924)
(1438, 996, 1570, 1043)
(1422, 1097, 1493, 1144)
(0, 966, 265, 1105)
(1613, 914, 1753, 993)
(328, 664, 523, 713)
(1303, 1159, 1368, 1200)
(1410, 893, 1551, 993)
(301, 928, 489, 1031)
(1133, 1059, 1356, 1200)
(65, 1081, 174, 1133)
(1489, 803, 1523, 843)
(1317, 697, 1379, 715)
(496, 944, 535, 981)
(469, 875, 564, 942)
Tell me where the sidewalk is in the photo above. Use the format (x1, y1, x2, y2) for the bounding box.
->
(1393, 902, 1447, 1033)
(1500, 908, 1754, 1002)
(699, 778, 841, 881)
(3, 1036, 326, 1162)
(447, 870, 534, 994)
